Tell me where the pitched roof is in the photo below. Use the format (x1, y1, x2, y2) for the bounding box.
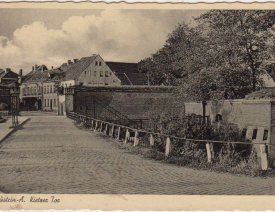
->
(61, 55, 97, 80)
(106, 62, 148, 86)
(22, 68, 64, 83)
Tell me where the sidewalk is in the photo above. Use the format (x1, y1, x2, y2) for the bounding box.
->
(0, 116, 30, 144)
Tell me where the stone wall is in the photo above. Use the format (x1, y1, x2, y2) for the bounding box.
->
(185, 100, 271, 143)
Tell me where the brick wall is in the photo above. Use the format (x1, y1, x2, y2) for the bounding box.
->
(72, 87, 180, 120)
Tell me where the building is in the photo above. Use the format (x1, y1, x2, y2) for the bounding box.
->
(0, 68, 20, 85)
(60, 55, 121, 87)
(20, 65, 48, 110)
(106, 62, 148, 85)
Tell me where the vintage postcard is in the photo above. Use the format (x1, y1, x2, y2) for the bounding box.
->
(0, 1, 275, 210)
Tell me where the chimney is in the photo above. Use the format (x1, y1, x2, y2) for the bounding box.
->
(5, 68, 11, 73)
(19, 69, 23, 76)
(52, 66, 54, 70)
(73, 59, 79, 63)
(35, 64, 38, 70)
(67, 60, 72, 65)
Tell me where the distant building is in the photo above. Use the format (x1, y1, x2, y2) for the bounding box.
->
(20, 54, 152, 114)
(60, 55, 121, 87)
(106, 62, 148, 85)
(0, 68, 20, 85)
(20, 65, 49, 110)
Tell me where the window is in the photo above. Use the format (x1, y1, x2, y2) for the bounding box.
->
(252, 129, 258, 140)
(100, 71, 103, 77)
(99, 61, 102, 66)
(46, 85, 49, 94)
(95, 61, 98, 66)
(89, 70, 91, 76)
(79, 106, 83, 111)
(263, 130, 269, 141)
(105, 71, 109, 77)
(44, 99, 46, 107)
(94, 71, 97, 77)
(215, 114, 222, 122)
(54, 99, 56, 107)
(85, 71, 87, 75)
(44, 86, 46, 93)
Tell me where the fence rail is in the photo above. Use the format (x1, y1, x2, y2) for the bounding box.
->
(67, 111, 270, 170)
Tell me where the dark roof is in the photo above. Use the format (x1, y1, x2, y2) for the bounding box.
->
(61, 55, 97, 80)
(22, 68, 64, 83)
(106, 62, 148, 85)
(245, 88, 275, 100)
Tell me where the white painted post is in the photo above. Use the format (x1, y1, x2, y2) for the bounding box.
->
(260, 144, 268, 170)
(133, 130, 139, 146)
(206, 142, 214, 163)
(95, 121, 98, 131)
(165, 137, 171, 157)
(110, 125, 114, 137)
(149, 134, 155, 147)
(116, 127, 121, 140)
(124, 129, 130, 144)
(91, 120, 94, 130)
(104, 124, 108, 135)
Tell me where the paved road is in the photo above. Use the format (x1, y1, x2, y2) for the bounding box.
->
(0, 116, 274, 194)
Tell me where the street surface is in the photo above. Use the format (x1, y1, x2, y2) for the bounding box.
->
(0, 115, 274, 194)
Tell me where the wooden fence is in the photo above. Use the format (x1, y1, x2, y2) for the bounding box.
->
(67, 112, 270, 170)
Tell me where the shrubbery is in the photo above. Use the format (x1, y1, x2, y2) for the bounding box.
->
(143, 111, 265, 176)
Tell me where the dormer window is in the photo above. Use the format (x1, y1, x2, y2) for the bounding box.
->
(99, 61, 102, 66)
(95, 61, 98, 66)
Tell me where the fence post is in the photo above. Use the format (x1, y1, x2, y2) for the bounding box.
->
(259, 144, 268, 170)
(165, 137, 171, 157)
(133, 130, 139, 147)
(104, 124, 108, 135)
(91, 120, 94, 130)
(95, 121, 98, 131)
(110, 125, 114, 137)
(206, 142, 214, 163)
(149, 134, 155, 147)
(124, 129, 130, 144)
(116, 127, 121, 140)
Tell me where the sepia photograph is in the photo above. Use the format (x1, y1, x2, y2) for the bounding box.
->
(0, 3, 275, 204)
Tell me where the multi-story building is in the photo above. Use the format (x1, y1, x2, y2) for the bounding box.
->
(20, 65, 48, 110)
(20, 54, 149, 114)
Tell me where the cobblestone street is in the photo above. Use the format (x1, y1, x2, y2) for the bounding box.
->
(0, 116, 274, 194)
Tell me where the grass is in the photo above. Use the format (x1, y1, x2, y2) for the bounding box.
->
(74, 120, 275, 177)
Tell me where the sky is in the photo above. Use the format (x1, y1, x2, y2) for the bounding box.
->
(0, 9, 205, 74)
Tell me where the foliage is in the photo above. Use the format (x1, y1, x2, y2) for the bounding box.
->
(138, 10, 275, 101)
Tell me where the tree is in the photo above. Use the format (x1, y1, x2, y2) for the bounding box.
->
(198, 10, 275, 91)
(138, 23, 206, 86)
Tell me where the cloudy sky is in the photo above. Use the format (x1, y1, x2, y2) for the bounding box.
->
(0, 9, 205, 73)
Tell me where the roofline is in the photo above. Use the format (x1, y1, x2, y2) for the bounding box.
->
(71, 85, 176, 93)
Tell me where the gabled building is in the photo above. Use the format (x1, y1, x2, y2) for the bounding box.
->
(20, 65, 49, 110)
(0, 68, 20, 85)
(59, 55, 121, 88)
(106, 62, 148, 85)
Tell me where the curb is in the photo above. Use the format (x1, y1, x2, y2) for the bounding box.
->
(0, 117, 30, 145)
